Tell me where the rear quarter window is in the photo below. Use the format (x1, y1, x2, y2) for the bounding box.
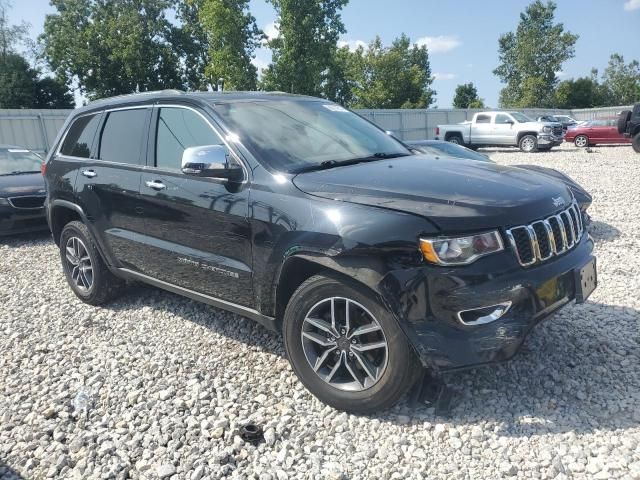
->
(59, 113, 102, 158)
(98, 108, 149, 165)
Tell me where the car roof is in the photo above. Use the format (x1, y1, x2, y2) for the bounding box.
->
(74, 90, 325, 115)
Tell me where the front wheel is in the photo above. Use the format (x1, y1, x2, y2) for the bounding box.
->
(283, 274, 421, 413)
(519, 134, 538, 153)
(574, 135, 589, 148)
(633, 133, 640, 153)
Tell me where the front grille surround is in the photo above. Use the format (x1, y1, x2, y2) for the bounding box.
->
(506, 202, 584, 267)
(7, 195, 46, 210)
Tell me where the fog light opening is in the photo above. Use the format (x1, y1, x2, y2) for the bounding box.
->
(457, 302, 512, 326)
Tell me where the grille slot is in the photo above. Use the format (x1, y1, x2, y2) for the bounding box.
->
(8, 195, 45, 209)
(553, 126, 563, 136)
(506, 202, 583, 267)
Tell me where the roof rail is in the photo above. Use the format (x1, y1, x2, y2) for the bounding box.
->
(89, 89, 185, 104)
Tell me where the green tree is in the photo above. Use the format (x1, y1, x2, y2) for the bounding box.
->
(0, 53, 36, 108)
(261, 0, 348, 96)
(494, 0, 577, 108)
(601, 54, 640, 105)
(42, 0, 183, 100)
(346, 35, 435, 109)
(553, 72, 604, 108)
(321, 45, 356, 105)
(452, 82, 484, 108)
(172, 0, 210, 90)
(34, 77, 74, 108)
(199, 0, 262, 90)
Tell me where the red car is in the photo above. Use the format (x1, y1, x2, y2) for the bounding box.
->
(565, 118, 633, 147)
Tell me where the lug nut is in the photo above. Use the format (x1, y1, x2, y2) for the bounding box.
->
(351, 339, 356, 344)
(348, 352, 354, 358)
(340, 328, 346, 335)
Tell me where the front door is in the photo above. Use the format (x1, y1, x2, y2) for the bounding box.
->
(73, 107, 151, 272)
(138, 105, 253, 307)
(493, 113, 515, 145)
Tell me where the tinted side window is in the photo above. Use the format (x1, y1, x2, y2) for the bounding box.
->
(156, 107, 225, 170)
(60, 113, 102, 158)
(476, 115, 491, 124)
(494, 114, 512, 124)
(99, 109, 148, 165)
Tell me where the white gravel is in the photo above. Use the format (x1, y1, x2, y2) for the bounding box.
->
(1, 143, 639, 480)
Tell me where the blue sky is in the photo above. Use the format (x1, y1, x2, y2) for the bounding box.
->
(9, 0, 640, 107)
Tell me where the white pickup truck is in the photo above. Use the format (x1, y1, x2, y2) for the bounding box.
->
(436, 111, 564, 152)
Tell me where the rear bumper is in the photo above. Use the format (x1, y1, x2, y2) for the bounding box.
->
(0, 205, 48, 236)
(380, 234, 595, 371)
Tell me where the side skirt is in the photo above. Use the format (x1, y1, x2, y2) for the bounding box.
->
(117, 268, 278, 332)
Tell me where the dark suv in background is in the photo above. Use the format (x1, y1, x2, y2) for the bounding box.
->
(44, 91, 597, 413)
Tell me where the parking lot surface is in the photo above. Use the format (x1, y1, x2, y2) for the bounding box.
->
(1, 144, 639, 480)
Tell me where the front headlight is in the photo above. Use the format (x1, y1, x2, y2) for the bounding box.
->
(0, 197, 9, 206)
(542, 126, 552, 133)
(419, 231, 504, 265)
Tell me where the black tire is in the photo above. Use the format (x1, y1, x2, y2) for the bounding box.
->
(618, 110, 631, 134)
(633, 133, 640, 154)
(574, 135, 589, 148)
(59, 221, 125, 305)
(519, 134, 538, 153)
(283, 273, 421, 413)
(446, 134, 463, 145)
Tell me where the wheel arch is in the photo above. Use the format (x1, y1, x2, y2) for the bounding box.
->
(444, 131, 463, 142)
(49, 200, 86, 246)
(273, 255, 385, 330)
(516, 131, 538, 143)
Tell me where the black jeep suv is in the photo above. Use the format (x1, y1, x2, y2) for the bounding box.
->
(44, 91, 597, 413)
(618, 103, 640, 153)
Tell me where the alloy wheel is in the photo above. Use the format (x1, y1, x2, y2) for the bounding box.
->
(65, 236, 93, 293)
(521, 137, 536, 152)
(575, 135, 588, 148)
(301, 297, 388, 392)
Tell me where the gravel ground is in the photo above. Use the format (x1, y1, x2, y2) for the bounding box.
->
(1, 143, 639, 480)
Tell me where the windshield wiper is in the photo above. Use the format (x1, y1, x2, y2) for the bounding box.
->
(295, 152, 410, 173)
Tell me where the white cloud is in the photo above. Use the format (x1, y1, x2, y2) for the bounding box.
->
(263, 21, 280, 41)
(433, 72, 457, 81)
(415, 35, 461, 54)
(624, 0, 640, 11)
(556, 70, 567, 78)
(338, 39, 368, 52)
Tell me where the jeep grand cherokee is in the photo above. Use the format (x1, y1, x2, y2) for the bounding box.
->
(43, 91, 597, 413)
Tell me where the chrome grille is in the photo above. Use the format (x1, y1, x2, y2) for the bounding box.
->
(553, 125, 563, 136)
(8, 195, 45, 209)
(506, 202, 584, 267)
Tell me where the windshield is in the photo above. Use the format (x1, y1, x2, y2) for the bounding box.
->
(0, 149, 43, 175)
(212, 100, 410, 173)
(510, 112, 533, 123)
(416, 142, 491, 162)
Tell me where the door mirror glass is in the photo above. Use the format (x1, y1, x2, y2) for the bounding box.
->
(181, 145, 243, 180)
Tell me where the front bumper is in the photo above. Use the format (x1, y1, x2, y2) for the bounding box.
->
(537, 133, 564, 147)
(380, 234, 595, 371)
(0, 205, 48, 236)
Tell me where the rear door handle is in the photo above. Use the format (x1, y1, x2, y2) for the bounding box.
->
(81, 169, 97, 178)
(145, 180, 167, 190)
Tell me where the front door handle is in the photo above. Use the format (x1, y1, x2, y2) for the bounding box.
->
(145, 180, 167, 190)
(81, 169, 97, 178)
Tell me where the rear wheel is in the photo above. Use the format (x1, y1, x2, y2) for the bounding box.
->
(574, 135, 589, 148)
(59, 221, 125, 305)
(519, 134, 538, 153)
(283, 274, 421, 413)
(633, 133, 640, 154)
(446, 134, 463, 145)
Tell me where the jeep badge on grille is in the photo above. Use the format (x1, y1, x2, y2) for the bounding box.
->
(552, 196, 565, 207)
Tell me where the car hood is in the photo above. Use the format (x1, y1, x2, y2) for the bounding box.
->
(0, 172, 45, 197)
(292, 155, 573, 232)
(522, 121, 562, 130)
(514, 164, 591, 210)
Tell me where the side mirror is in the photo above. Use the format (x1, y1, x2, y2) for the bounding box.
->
(181, 145, 243, 180)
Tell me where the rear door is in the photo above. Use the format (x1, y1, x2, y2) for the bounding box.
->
(138, 104, 253, 306)
(470, 114, 493, 144)
(74, 106, 151, 271)
(586, 120, 607, 143)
